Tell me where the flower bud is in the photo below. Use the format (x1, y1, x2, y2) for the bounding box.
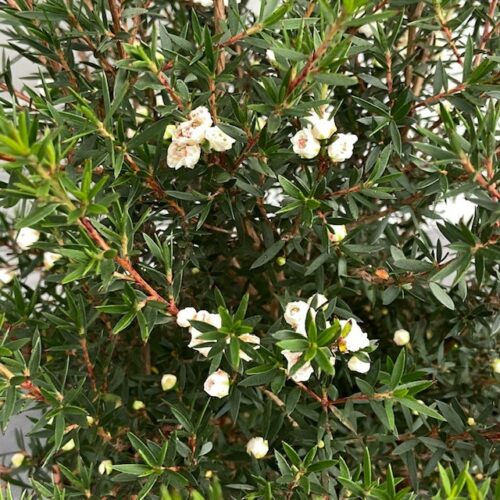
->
(393, 329, 410, 346)
(98, 459, 113, 475)
(246, 437, 269, 459)
(161, 374, 177, 391)
(61, 439, 76, 452)
(132, 400, 146, 411)
(276, 256, 286, 266)
(317, 440, 325, 449)
(467, 417, 476, 426)
(11, 452, 25, 468)
(203, 369, 230, 398)
(86, 415, 95, 426)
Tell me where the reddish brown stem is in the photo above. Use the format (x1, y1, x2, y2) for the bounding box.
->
(157, 71, 184, 110)
(80, 337, 97, 392)
(78, 217, 179, 315)
(108, 0, 126, 59)
(412, 83, 466, 109)
(286, 15, 345, 97)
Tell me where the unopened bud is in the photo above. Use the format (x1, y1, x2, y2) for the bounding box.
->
(11, 452, 25, 468)
(161, 374, 177, 391)
(132, 400, 146, 411)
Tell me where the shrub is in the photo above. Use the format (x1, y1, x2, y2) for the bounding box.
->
(0, 0, 498, 498)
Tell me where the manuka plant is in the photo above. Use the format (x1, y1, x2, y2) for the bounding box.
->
(0, 0, 498, 498)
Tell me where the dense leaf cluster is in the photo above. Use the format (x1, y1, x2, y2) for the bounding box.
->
(0, 0, 498, 498)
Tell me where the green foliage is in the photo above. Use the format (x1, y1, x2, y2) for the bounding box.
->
(0, 0, 498, 498)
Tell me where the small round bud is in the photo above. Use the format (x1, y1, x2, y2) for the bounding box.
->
(467, 417, 476, 426)
(86, 415, 95, 426)
(191, 267, 200, 275)
(11, 452, 25, 468)
(161, 374, 177, 391)
(276, 256, 286, 266)
(132, 400, 146, 411)
(205, 470, 213, 479)
(317, 440, 325, 449)
(246, 437, 269, 459)
(393, 329, 410, 346)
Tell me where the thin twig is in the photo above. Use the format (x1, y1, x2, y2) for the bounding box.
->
(107, 0, 126, 59)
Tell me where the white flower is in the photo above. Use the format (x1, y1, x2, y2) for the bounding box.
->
(306, 111, 337, 140)
(16, 227, 40, 250)
(163, 124, 177, 140)
(161, 374, 177, 391)
(393, 329, 410, 346)
(204, 369, 230, 398)
(348, 356, 371, 373)
(282, 350, 314, 382)
(339, 319, 370, 352)
(467, 417, 476, 427)
(246, 437, 269, 459)
(205, 126, 236, 152)
(43, 252, 61, 270)
(307, 293, 328, 310)
(176, 307, 197, 328)
(266, 49, 276, 64)
(327, 133, 358, 162)
(132, 400, 145, 410)
(0, 268, 16, 286)
(98, 459, 113, 475)
(188, 310, 222, 357)
(61, 439, 76, 452)
(86, 416, 95, 426)
(11, 452, 25, 468)
(188, 106, 213, 130)
(167, 142, 201, 169)
(492, 358, 500, 374)
(284, 300, 310, 335)
(172, 120, 207, 145)
(291, 128, 321, 159)
(329, 224, 347, 243)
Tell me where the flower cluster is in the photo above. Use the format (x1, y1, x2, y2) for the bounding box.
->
(166, 106, 235, 169)
(282, 294, 373, 381)
(291, 109, 358, 163)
